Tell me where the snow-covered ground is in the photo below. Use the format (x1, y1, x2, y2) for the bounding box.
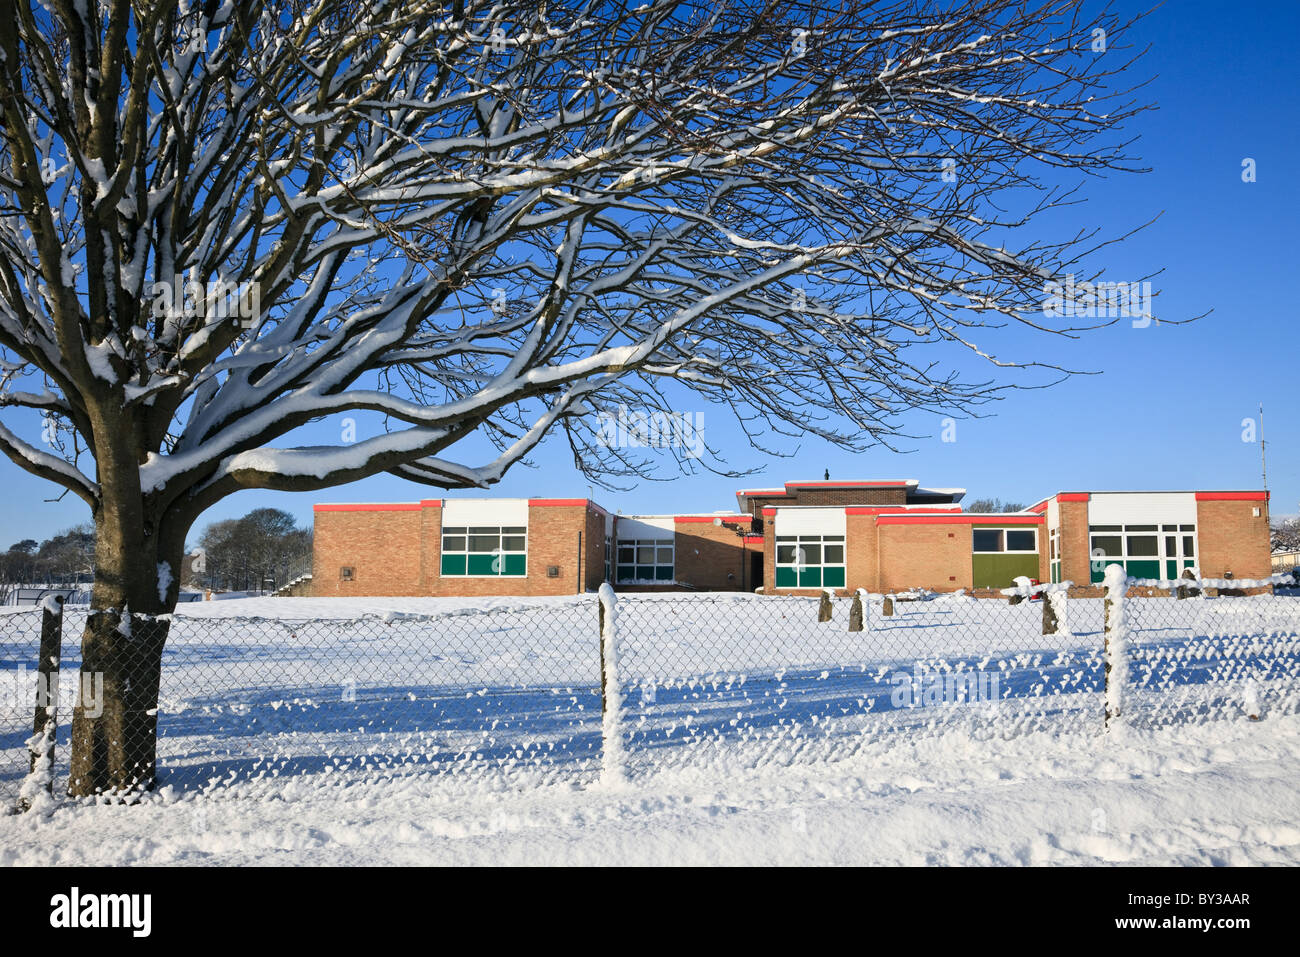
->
(2, 591, 1298, 865)
(3, 711, 1299, 865)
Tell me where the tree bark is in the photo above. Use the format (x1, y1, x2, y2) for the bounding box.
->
(67, 475, 189, 798)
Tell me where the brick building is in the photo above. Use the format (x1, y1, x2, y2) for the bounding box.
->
(311, 481, 1271, 597)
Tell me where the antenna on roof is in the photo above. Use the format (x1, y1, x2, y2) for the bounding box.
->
(824, 468, 830, 481)
(1260, 403, 1268, 490)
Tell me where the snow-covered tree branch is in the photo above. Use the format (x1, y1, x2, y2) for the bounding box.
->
(0, 0, 1153, 794)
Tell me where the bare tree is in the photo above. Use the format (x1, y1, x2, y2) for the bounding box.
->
(0, 0, 1153, 794)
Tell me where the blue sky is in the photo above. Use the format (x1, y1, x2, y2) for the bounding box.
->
(2, 0, 1296, 546)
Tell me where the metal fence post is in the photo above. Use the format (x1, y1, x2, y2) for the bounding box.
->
(818, 589, 833, 623)
(1102, 564, 1128, 730)
(597, 583, 625, 784)
(1041, 586, 1059, 635)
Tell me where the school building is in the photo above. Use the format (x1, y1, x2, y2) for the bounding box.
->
(310, 480, 1272, 598)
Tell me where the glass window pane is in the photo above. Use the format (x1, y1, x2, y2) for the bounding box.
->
(440, 554, 466, 576)
(1090, 536, 1122, 556)
(1089, 525, 1122, 532)
(469, 526, 498, 535)
(502, 526, 526, 535)
(1183, 535, 1195, 554)
(469, 535, 500, 552)
(973, 529, 1002, 552)
(823, 566, 846, 588)
(799, 543, 821, 565)
(1006, 530, 1036, 552)
(616, 565, 634, 582)
(467, 553, 498, 575)
(656, 546, 673, 563)
(618, 545, 634, 562)
(776, 536, 796, 543)
(501, 536, 526, 551)
(654, 565, 674, 581)
(636, 545, 655, 563)
(1126, 535, 1158, 557)
(777, 545, 796, 564)
(823, 544, 844, 564)
(1180, 525, 1195, 532)
(1127, 525, 1158, 532)
(502, 554, 526, 576)
(822, 535, 845, 542)
(441, 536, 466, 552)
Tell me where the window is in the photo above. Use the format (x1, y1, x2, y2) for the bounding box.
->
(340, 566, 354, 581)
(1088, 523, 1195, 582)
(616, 539, 674, 582)
(775, 534, 846, 588)
(604, 536, 612, 582)
(440, 525, 527, 576)
(971, 528, 1037, 553)
(1049, 526, 1062, 583)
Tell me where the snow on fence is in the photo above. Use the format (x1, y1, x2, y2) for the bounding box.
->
(2, 569, 1298, 807)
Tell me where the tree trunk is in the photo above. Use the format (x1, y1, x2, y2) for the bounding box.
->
(67, 495, 188, 798)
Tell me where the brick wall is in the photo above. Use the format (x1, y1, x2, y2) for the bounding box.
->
(877, 521, 972, 593)
(1196, 497, 1272, 579)
(1057, 499, 1092, 585)
(673, 519, 751, 590)
(312, 506, 424, 597)
(846, 512, 879, 593)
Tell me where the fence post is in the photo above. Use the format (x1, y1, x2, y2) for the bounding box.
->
(818, 589, 833, 623)
(1175, 567, 1199, 600)
(882, 594, 894, 617)
(22, 595, 63, 809)
(1102, 564, 1128, 731)
(597, 583, 625, 785)
(1041, 585, 1059, 635)
(848, 588, 867, 632)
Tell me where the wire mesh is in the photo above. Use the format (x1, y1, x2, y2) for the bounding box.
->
(2, 579, 1298, 806)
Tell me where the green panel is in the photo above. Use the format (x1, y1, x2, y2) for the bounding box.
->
(1126, 560, 1160, 580)
(775, 566, 797, 588)
(798, 566, 822, 588)
(972, 553, 1040, 589)
(823, 566, 846, 588)
(1166, 560, 1177, 580)
(467, 553, 498, 575)
(1091, 564, 1106, 584)
(440, 553, 467, 576)
(502, 553, 526, 576)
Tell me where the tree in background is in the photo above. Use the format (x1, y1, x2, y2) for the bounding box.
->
(1273, 518, 1300, 554)
(188, 508, 311, 593)
(0, 0, 1154, 795)
(966, 498, 1028, 514)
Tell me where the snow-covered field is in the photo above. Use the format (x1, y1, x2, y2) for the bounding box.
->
(2, 591, 1298, 865)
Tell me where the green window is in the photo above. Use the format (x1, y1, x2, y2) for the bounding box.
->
(775, 534, 846, 589)
(615, 539, 674, 583)
(1088, 523, 1196, 583)
(440, 525, 527, 577)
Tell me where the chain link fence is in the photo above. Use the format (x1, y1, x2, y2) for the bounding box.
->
(3, 571, 1298, 807)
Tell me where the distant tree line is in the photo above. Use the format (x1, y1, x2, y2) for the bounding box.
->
(184, 508, 312, 594)
(1273, 517, 1300, 554)
(966, 498, 1028, 513)
(0, 525, 96, 587)
(0, 508, 311, 596)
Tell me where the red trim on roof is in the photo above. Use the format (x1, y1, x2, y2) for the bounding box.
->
(736, 488, 787, 496)
(419, 499, 442, 508)
(674, 515, 751, 524)
(528, 498, 588, 507)
(1027, 500, 1048, 514)
(785, 480, 910, 488)
(845, 505, 962, 515)
(743, 535, 764, 544)
(877, 514, 1043, 525)
(1195, 491, 1269, 501)
(314, 503, 421, 512)
(1057, 493, 1090, 502)
(762, 507, 777, 517)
